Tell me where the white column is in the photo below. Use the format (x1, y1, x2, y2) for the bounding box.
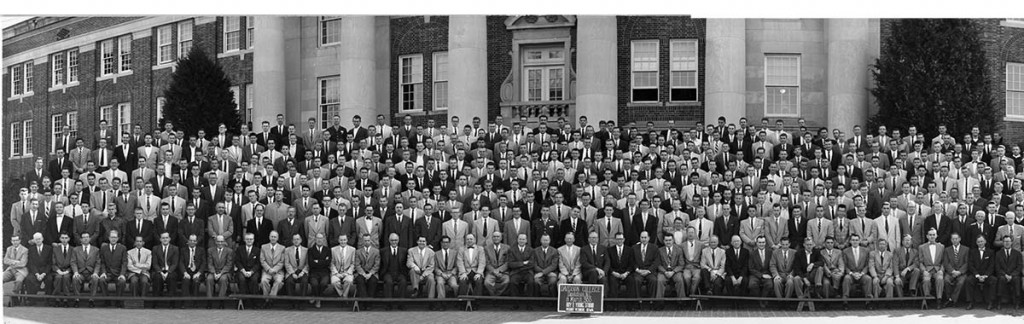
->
(705, 18, 747, 126)
(252, 16, 286, 125)
(339, 16, 377, 124)
(448, 15, 488, 124)
(576, 15, 619, 125)
(827, 19, 870, 131)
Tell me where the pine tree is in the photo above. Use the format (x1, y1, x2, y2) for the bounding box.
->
(870, 19, 997, 139)
(162, 47, 242, 141)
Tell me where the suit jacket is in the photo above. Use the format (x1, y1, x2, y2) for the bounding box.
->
(605, 244, 635, 275)
(178, 216, 206, 248)
(260, 243, 286, 274)
(98, 243, 127, 276)
(769, 248, 797, 276)
(153, 215, 181, 246)
(581, 244, 608, 274)
(355, 216, 383, 249)
(206, 246, 234, 275)
(994, 248, 1022, 277)
(328, 215, 358, 247)
(917, 242, 945, 272)
(284, 245, 309, 276)
(923, 215, 954, 246)
(942, 244, 969, 275)
(868, 249, 894, 278)
(793, 247, 821, 277)
(413, 216, 443, 250)
(3, 245, 28, 278)
(382, 214, 414, 249)
(484, 243, 510, 274)
(179, 245, 207, 275)
(328, 245, 354, 276)
(557, 245, 581, 277)
(126, 247, 152, 275)
(560, 218, 589, 247)
(749, 248, 774, 277)
(442, 219, 470, 249)
(150, 244, 180, 274)
(206, 214, 235, 247)
(245, 217, 275, 247)
(739, 217, 765, 249)
(658, 244, 684, 273)
(380, 245, 409, 276)
(434, 248, 458, 276)
(275, 218, 306, 247)
(504, 218, 532, 247)
(842, 246, 871, 273)
(355, 245, 381, 276)
(71, 245, 101, 275)
(407, 246, 436, 274)
(457, 245, 487, 275)
(725, 247, 750, 278)
(531, 245, 559, 275)
(45, 215, 75, 246)
(967, 248, 994, 277)
(594, 216, 623, 247)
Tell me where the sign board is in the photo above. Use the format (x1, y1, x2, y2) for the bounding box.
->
(557, 284, 603, 314)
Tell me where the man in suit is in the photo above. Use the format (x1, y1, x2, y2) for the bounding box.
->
(506, 233, 534, 300)
(892, 234, 921, 297)
(739, 209, 765, 250)
(700, 235, 726, 296)
(484, 231, 511, 297)
(70, 232, 101, 304)
(725, 235, 750, 296)
(383, 204, 414, 249)
(97, 230, 127, 303)
(504, 207, 531, 247)
(414, 205, 443, 250)
(355, 233, 381, 298)
(458, 233, 487, 296)
(630, 231, 660, 299)
(966, 235, 995, 310)
(443, 211, 470, 250)
(51, 233, 75, 305)
(842, 234, 873, 304)
(283, 233, 309, 308)
(557, 232, 583, 285)
(150, 232, 180, 307)
(206, 235, 234, 308)
(2, 235, 28, 299)
(246, 205, 275, 247)
(276, 208, 305, 248)
(434, 236, 459, 300)
(748, 236, 775, 301)
(207, 203, 234, 249)
(919, 228, 945, 301)
(380, 233, 410, 301)
(125, 235, 151, 297)
(594, 209, 623, 247)
(531, 234, 559, 297)
(179, 234, 206, 306)
(561, 208, 589, 247)
(259, 231, 286, 307)
(606, 232, 636, 298)
(318, 233, 344, 302)
(407, 236, 437, 298)
(771, 236, 801, 298)
(942, 233, 969, 308)
(581, 231, 608, 286)
(994, 235, 1022, 309)
(45, 202, 75, 246)
(154, 204, 180, 248)
(179, 206, 206, 249)
(657, 235, 685, 298)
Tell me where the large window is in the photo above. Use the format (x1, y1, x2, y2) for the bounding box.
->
(51, 49, 79, 87)
(229, 86, 241, 111)
(157, 25, 174, 64)
(319, 76, 340, 128)
(631, 40, 659, 102)
(246, 16, 254, 50)
(11, 122, 22, 157)
(51, 114, 64, 153)
(433, 51, 448, 109)
(100, 103, 131, 137)
(10, 61, 33, 96)
(245, 83, 254, 124)
(1008, 63, 1024, 118)
(178, 20, 193, 59)
(23, 120, 33, 157)
(224, 16, 241, 52)
(399, 54, 423, 111)
(100, 36, 131, 75)
(320, 16, 342, 46)
(670, 39, 698, 102)
(67, 111, 78, 140)
(118, 35, 132, 73)
(764, 55, 801, 116)
(521, 47, 565, 102)
(101, 39, 116, 75)
(156, 97, 166, 124)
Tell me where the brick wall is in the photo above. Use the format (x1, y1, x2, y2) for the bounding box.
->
(389, 16, 449, 126)
(616, 16, 707, 125)
(486, 15, 513, 123)
(3, 17, 141, 57)
(977, 20, 1024, 146)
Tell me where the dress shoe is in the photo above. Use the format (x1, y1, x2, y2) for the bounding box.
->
(315, 301, 321, 308)
(965, 303, 973, 310)
(986, 304, 994, 310)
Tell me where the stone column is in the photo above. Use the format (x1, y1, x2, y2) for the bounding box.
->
(576, 15, 619, 125)
(705, 18, 747, 126)
(448, 15, 488, 124)
(827, 19, 870, 131)
(339, 16, 377, 125)
(252, 16, 286, 125)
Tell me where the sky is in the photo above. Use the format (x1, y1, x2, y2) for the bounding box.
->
(2, 16, 31, 29)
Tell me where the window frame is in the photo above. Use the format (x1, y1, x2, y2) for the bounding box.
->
(246, 16, 255, 50)
(520, 47, 566, 102)
(10, 61, 34, 97)
(11, 122, 23, 157)
(223, 16, 241, 53)
(100, 39, 116, 76)
(117, 103, 131, 137)
(117, 35, 132, 73)
(245, 83, 254, 124)
(178, 19, 194, 59)
(669, 39, 699, 102)
(319, 16, 342, 46)
(398, 54, 424, 111)
(156, 97, 166, 124)
(1008, 62, 1024, 118)
(319, 76, 341, 129)
(23, 120, 33, 157)
(763, 54, 802, 117)
(433, 51, 449, 110)
(157, 25, 174, 64)
(51, 113, 64, 153)
(630, 40, 660, 103)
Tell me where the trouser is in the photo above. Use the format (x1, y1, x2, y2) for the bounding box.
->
(206, 273, 230, 297)
(656, 272, 685, 297)
(128, 273, 150, 297)
(98, 274, 126, 296)
(484, 272, 509, 296)
(582, 268, 606, 286)
(607, 274, 634, 298)
(72, 272, 100, 297)
(382, 273, 408, 298)
(236, 272, 260, 295)
(873, 275, 894, 298)
(773, 274, 803, 298)
(944, 274, 967, 303)
(725, 276, 748, 296)
(309, 273, 330, 297)
(895, 269, 921, 296)
(409, 270, 436, 298)
(701, 271, 724, 295)
(966, 276, 996, 304)
(436, 274, 459, 298)
(534, 272, 558, 297)
(285, 274, 308, 297)
(52, 272, 72, 296)
(181, 272, 204, 297)
(458, 272, 483, 296)
(921, 269, 944, 298)
(997, 275, 1021, 305)
(23, 273, 50, 295)
(3, 269, 26, 293)
(842, 274, 873, 298)
(355, 274, 379, 297)
(682, 268, 701, 296)
(632, 273, 658, 298)
(259, 272, 284, 296)
(822, 271, 843, 298)
(152, 272, 179, 297)
(747, 275, 773, 297)
(329, 274, 353, 297)
(509, 272, 534, 297)
(557, 273, 583, 285)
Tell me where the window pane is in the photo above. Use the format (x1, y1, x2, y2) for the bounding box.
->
(434, 81, 448, 109)
(158, 25, 173, 63)
(68, 50, 78, 83)
(67, 112, 78, 139)
(1008, 63, 1023, 91)
(11, 122, 22, 156)
(321, 17, 342, 45)
(11, 65, 23, 95)
(633, 89, 658, 102)
(118, 35, 132, 72)
(527, 69, 542, 101)
(434, 52, 448, 81)
(549, 68, 563, 101)
(245, 83, 254, 124)
(101, 40, 116, 75)
(118, 103, 131, 136)
(766, 86, 799, 115)
(52, 52, 66, 86)
(670, 40, 697, 71)
(766, 56, 799, 86)
(23, 120, 32, 155)
(24, 62, 32, 93)
(632, 40, 659, 71)
(246, 16, 254, 49)
(399, 55, 423, 110)
(633, 71, 658, 88)
(224, 17, 240, 51)
(178, 20, 193, 59)
(320, 77, 340, 127)
(52, 114, 64, 153)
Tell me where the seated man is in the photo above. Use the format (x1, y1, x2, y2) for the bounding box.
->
(435, 236, 460, 299)
(235, 233, 262, 299)
(995, 235, 1023, 309)
(260, 231, 286, 308)
(531, 234, 560, 297)
(458, 233, 486, 296)
(310, 234, 332, 307)
(794, 237, 820, 298)
(965, 235, 995, 310)
(206, 235, 234, 309)
(24, 233, 53, 302)
(53, 233, 74, 306)
(180, 234, 207, 307)
(126, 235, 152, 297)
(580, 232, 607, 286)
(507, 233, 534, 299)
(3, 235, 28, 304)
(557, 232, 582, 285)
(842, 234, 873, 308)
(71, 232, 101, 306)
(354, 233, 380, 298)
(680, 227, 703, 296)
(918, 228, 945, 300)
(150, 232, 180, 308)
(99, 230, 128, 304)
(631, 231, 660, 298)
(657, 235, 685, 298)
(748, 236, 774, 303)
(700, 235, 725, 295)
(771, 236, 802, 298)
(893, 234, 921, 297)
(724, 235, 750, 296)
(484, 231, 510, 297)
(819, 236, 844, 298)
(869, 239, 895, 298)
(606, 232, 635, 298)
(284, 234, 309, 309)
(942, 232, 969, 308)
(380, 233, 410, 302)
(407, 236, 436, 298)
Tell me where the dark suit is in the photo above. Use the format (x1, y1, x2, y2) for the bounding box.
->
(725, 247, 751, 295)
(275, 218, 305, 247)
(994, 248, 1022, 305)
(179, 245, 207, 297)
(379, 246, 409, 298)
(748, 248, 775, 297)
(125, 219, 156, 250)
(560, 218, 588, 247)
(234, 244, 262, 294)
(25, 245, 54, 294)
(604, 245, 636, 297)
(787, 218, 808, 249)
(631, 214, 660, 246)
(924, 215, 954, 246)
(44, 216, 75, 246)
(714, 215, 741, 249)
(413, 216, 443, 250)
(382, 215, 414, 249)
(631, 243, 661, 297)
(328, 215, 357, 247)
(581, 244, 608, 285)
(98, 243, 128, 296)
(177, 217, 206, 248)
(153, 215, 180, 247)
(245, 218, 275, 247)
(507, 245, 534, 296)
(150, 244, 180, 297)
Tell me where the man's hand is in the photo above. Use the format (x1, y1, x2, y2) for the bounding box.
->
(665, 271, 674, 277)
(534, 273, 543, 280)
(99, 273, 108, 280)
(459, 273, 468, 281)
(762, 274, 771, 279)
(73, 273, 82, 281)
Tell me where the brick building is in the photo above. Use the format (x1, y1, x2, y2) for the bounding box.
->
(4, 16, 1022, 193)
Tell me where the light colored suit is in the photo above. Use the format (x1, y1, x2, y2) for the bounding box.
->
(594, 216, 623, 247)
(3, 245, 29, 285)
(407, 246, 436, 297)
(330, 245, 356, 297)
(917, 242, 945, 298)
(868, 249, 895, 297)
(355, 216, 383, 249)
(770, 248, 802, 298)
(304, 215, 329, 247)
(807, 218, 833, 248)
(138, 194, 162, 220)
(126, 247, 152, 278)
(740, 217, 765, 249)
(700, 246, 726, 280)
(259, 243, 286, 296)
(875, 215, 901, 251)
(207, 214, 235, 248)
(557, 244, 582, 284)
(434, 247, 459, 298)
(443, 219, 470, 249)
(657, 244, 685, 297)
(850, 217, 878, 247)
(471, 215, 500, 245)
(996, 224, 1024, 251)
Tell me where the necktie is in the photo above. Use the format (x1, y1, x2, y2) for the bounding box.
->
(444, 250, 449, 265)
(295, 247, 300, 263)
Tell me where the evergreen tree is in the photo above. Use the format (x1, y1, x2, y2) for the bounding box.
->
(162, 47, 241, 141)
(870, 19, 997, 139)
